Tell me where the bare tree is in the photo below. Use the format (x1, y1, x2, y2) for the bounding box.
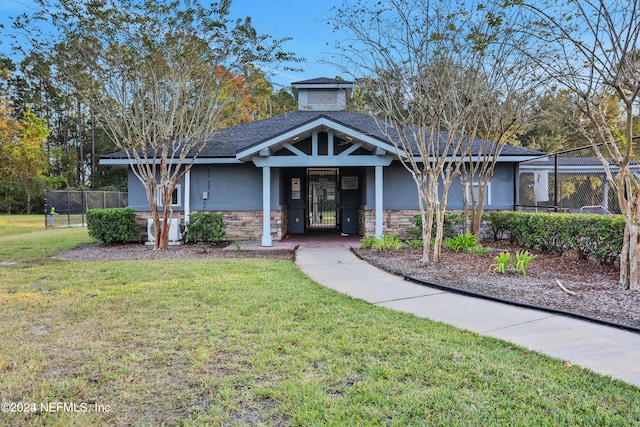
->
(506, 0, 640, 289)
(18, 0, 299, 248)
(331, 0, 534, 262)
(460, 83, 530, 237)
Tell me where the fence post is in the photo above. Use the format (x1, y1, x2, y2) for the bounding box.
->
(44, 190, 48, 227)
(67, 191, 70, 226)
(554, 154, 559, 212)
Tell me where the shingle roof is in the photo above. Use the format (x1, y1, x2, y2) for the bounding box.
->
(103, 110, 543, 160)
(291, 77, 353, 85)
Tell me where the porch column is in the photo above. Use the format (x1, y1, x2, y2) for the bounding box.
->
(261, 166, 272, 247)
(375, 165, 383, 238)
(184, 169, 191, 225)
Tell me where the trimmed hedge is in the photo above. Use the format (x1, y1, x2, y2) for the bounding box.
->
(485, 211, 624, 265)
(87, 208, 140, 244)
(185, 213, 226, 244)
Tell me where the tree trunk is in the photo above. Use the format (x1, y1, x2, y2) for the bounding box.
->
(152, 209, 161, 250)
(471, 209, 483, 238)
(430, 179, 442, 262)
(621, 223, 640, 290)
(159, 204, 170, 249)
(91, 108, 96, 181)
(471, 184, 487, 237)
(420, 209, 430, 263)
(77, 96, 84, 185)
(433, 204, 443, 263)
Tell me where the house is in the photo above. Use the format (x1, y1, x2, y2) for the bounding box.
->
(100, 78, 543, 245)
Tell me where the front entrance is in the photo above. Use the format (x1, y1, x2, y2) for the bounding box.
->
(307, 168, 339, 231)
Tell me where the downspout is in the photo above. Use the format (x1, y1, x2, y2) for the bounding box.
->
(554, 154, 559, 212)
(184, 169, 191, 225)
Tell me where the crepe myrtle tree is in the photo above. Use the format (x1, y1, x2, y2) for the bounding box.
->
(504, 0, 640, 289)
(331, 0, 535, 262)
(15, 0, 300, 248)
(459, 84, 530, 238)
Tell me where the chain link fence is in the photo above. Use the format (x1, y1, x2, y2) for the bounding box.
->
(44, 189, 128, 227)
(517, 145, 622, 214)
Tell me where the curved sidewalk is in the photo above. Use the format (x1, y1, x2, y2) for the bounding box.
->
(295, 246, 640, 388)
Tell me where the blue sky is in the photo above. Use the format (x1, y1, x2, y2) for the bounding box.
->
(0, 0, 347, 87)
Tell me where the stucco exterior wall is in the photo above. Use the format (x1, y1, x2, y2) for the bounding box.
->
(127, 164, 282, 212)
(362, 162, 516, 211)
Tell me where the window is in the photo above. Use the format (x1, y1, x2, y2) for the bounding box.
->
(465, 182, 491, 206)
(158, 184, 181, 207)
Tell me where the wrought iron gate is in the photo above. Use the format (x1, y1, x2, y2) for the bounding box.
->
(307, 168, 339, 231)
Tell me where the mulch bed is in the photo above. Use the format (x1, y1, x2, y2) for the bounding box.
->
(354, 241, 640, 329)
(54, 242, 295, 261)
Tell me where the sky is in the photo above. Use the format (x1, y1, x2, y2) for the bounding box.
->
(0, 0, 348, 88)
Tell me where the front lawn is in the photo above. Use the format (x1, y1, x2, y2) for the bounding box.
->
(0, 214, 48, 237)
(0, 229, 639, 425)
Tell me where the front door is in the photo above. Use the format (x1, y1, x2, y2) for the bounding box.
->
(307, 168, 339, 231)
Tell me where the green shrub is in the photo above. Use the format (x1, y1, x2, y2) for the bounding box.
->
(484, 212, 511, 241)
(412, 212, 461, 240)
(485, 212, 623, 265)
(404, 239, 424, 249)
(87, 208, 139, 244)
(361, 235, 403, 250)
(443, 233, 490, 255)
(185, 213, 226, 244)
(468, 245, 491, 255)
(361, 235, 378, 249)
(375, 235, 402, 250)
(443, 233, 478, 252)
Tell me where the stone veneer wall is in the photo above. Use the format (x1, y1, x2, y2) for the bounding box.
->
(359, 209, 504, 240)
(358, 209, 420, 240)
(135, 210, 286, 242)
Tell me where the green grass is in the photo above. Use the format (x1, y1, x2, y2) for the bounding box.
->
(0, 227, 95, 262)
(0, 230, 639, 425)
(0, 215, 47, 236)
(0, 214, 87, 237)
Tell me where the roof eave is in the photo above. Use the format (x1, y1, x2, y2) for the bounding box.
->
(235, 116, 407, 161)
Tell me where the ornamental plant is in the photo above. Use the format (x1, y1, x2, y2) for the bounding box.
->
(514, 250, 537, 276)
(184, 213, 226, 244)
(490, 250, 537, 276)
(491, 252, 512, 274)
(443, 233, 491, 255)
(87, 208, 139, 244)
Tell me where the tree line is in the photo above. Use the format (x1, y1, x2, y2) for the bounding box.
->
(0, 0, 298, 215)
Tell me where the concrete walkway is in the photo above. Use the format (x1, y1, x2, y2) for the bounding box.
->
(295, 246, 640, 388)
